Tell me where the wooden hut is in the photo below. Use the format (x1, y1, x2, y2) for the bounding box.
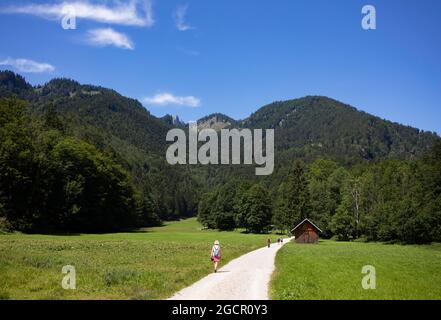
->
(291, 218, 322, 244)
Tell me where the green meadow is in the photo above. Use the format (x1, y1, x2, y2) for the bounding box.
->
(2, 218, 441, 300)
(270, 240, 441, 300)
(0, 218, 276, 300)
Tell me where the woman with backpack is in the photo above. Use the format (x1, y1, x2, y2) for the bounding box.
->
(211, 240, 221, 273)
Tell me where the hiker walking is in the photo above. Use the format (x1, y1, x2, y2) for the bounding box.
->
(211, 240, 222, 273)
(267, 238, 271, 248)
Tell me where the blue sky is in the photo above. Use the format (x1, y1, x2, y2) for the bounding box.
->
(0, 0, 440, 134)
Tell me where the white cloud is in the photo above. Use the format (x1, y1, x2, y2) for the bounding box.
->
(86, 28, 134, 50)
(174, 4, 194, 31)
(143, 92, 201, 107)
(2, 0, 154, 27)
(0, 58, 55, 73)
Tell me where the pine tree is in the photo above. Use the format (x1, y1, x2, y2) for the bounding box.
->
(274, 161, 311, 233)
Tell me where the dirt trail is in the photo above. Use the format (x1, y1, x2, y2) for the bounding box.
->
(169, 238, 292, 300)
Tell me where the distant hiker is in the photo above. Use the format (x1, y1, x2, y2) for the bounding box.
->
(277, 238, 281, 245)
(211, 240, 222, 273)
(267, 238, 271, 248)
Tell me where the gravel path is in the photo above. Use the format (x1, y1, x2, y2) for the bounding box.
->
(169, 238, 292, 300)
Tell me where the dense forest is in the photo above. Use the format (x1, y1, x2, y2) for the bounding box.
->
(0, 71, 200, 232)
(198, 150, 441, 244)
(1, 71, 440, 243)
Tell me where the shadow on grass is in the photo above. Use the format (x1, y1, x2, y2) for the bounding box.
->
(19, 226, 160, 237)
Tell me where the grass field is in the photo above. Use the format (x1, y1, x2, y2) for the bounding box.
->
(270, 240, 441, 300)
(3, 219, 440, 300)
(0, 218, 277, 300)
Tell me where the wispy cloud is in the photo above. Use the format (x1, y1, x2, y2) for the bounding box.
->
(143, 92, 201, 107)
(174, 4, 194, 31)
(86, 28, 134, 50)
(142, 0, 155, 28)
(0, 58, 55, 73)
(2, 0, 154, 27)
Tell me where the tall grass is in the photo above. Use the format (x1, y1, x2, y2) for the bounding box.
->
(0, 218, 277, 300)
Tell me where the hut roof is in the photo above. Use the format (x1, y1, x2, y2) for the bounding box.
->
(291, 218, 322, 233)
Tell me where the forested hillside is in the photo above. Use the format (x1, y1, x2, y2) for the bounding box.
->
(0, 71, 201, 232)
(243, 96, 436, 163)
(1, 71, 440, 243)
(1, 71, 169, 154)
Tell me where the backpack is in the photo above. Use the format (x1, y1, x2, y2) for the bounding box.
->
(213, 245, 220, 258)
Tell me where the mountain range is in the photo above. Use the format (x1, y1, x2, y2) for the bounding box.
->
(1, 70, 437, 166)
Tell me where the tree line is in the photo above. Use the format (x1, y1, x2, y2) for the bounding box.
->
(198, 145, 441, 244)
(0, 98, 198, 233)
